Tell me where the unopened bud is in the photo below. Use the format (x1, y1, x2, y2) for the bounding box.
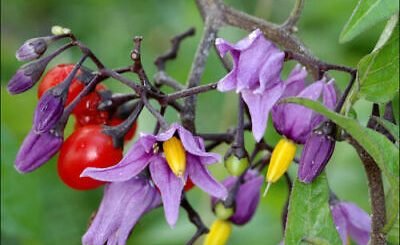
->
(16, 37, 50, 62)
(163, 136, 186, 178)
(264, 138, 296, 196)
(7, 59, 49, 94)
(51, 25, 71, 35)
(224, 155, 249, 176)
(33, 89, 65, 133)
(204, 219, 232, 245)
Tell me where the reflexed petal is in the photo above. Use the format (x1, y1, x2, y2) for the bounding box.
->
(298, 133, 335, 183)
(187, 154, 227, 199)
(340, 202, 371, 245)
(323, 79, 337, 110)
(216, 67, 239, 92)
(176, 124, 221, 164)
(82, 178, 158, 245)
(254, 50, 285, 93)
(15, 129, 63, 173)
(81, 137, 153, 182)
(242, 83, 284, 142)
(230, 171, 263, 225)
(149, 157, 185, 227)
(331, 204, 349, 245)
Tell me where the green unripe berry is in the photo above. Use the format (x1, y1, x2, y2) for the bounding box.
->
(224, 155, 249, 176)
(215, 202, 234, 220)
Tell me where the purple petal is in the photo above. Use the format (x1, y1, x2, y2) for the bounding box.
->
(331, 204, 349, 245)
(340, 202, 371, 245)
(298, 133, 335, 183)
(242, 83, 284, 142)
(236, 34, 279, 91)
(33, 91, 64, 133)
(82, 177, 159, 245)
(215, 29, 262, 57)
(81, 137, 153, 182)
(187, 154, 228, 199)
(323, 79, 337, 110)
(273, 80, 324, 143)
(176, 124, 221, 164)
(149, 157, 184, 227)
(154, 124, 179, 142)
(230, 171, 263, 225)
(254, 49, 285, 93)
(15, 129, 63, 173)
(282, 65, 307, 98)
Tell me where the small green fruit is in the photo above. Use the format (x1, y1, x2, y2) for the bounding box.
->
(215, 202, 234, 220)
(225, 155, 249, 176)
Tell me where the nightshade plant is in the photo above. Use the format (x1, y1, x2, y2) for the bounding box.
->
(5, 0, 399, 245)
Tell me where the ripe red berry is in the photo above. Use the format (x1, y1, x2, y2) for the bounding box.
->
(57, 125, 123, 190)
(184, 178, 195, 192)
(38, 64, 84, 105)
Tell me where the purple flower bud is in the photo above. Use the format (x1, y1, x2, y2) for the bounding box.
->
(7, 59, 50, 94)
(33, 89, 65, 133)
(16, 37, 50, 62)
(212, 170, 263, 225)
(298, 131, 335, 183)
(15, 129, 63, 173)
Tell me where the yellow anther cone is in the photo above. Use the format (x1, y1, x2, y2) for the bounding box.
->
(204, 219, 232, 245)
(264, 138, 296, 197)
(163, 136, 186, 178)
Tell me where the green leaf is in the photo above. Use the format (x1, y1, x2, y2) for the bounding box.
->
(373, 14, 398, 51)
(387, 216, 399, 244)
(282, 98, 399, 185)
(339, 0, 399, 43)
(284, 173, 341, 245)
(357, 26, 399, 103)
(384, 185, 399, 234)
(373, 116, 400, 143)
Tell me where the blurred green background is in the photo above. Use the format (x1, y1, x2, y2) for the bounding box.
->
(1, 0, 389, 244)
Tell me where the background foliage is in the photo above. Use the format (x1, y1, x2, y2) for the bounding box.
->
(1, 0, 395, 244)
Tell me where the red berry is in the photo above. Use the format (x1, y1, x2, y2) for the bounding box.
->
(57, 125, 122, 190)
(73, 84, 109, 126)
(184, 178, 195, 192)
(38, 64, 84, 105)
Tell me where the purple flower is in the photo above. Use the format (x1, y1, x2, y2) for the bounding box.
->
(15, 129, 63, 173)
(82, 176, 161, 245)
(298, 122, 336, 183)
(7, 59, 49, 94)
(82, 123, 228, 227)
(33, 89, 65, 133)
(331, 201, 371, 245)
(215, 29, 285, 142)
(271, 66, 337, 144)
(16, 37, 49, 62)
(212, 170, 263, 225)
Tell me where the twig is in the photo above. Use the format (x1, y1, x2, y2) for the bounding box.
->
(281, 0, 305, 33)
(181, 196, 209, 245)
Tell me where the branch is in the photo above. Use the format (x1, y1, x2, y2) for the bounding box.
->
(181, 196, 209, 245)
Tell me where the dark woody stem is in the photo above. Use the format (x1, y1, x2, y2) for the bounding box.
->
(349, 104, 386, 245)
(142, 92, 169, 131)
(97, 93, 139, 111)
(181, 196, 209, 245)
(232, 95, 246, 155)
(153, 105, 167, 135)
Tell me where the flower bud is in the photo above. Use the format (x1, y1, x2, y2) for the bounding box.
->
(298, 132, 335, 183)
(214, 202, 234, 220)
(224, 155, 249, 176)
(16, 37, 50, 62)
(264, 138, 296, 196)
(15, 129, 63, 173)
(162, 136, 186, 178)
(204, 219, 232, 245)
(51, 25, 71, 35)
(7, 59, 50, 94)
(33, 89, 65, 133)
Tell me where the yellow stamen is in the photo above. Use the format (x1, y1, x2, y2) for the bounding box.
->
(163, 136, 186, 178)
(264, 138, 297, 196)
(204, 219, 232, 245)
